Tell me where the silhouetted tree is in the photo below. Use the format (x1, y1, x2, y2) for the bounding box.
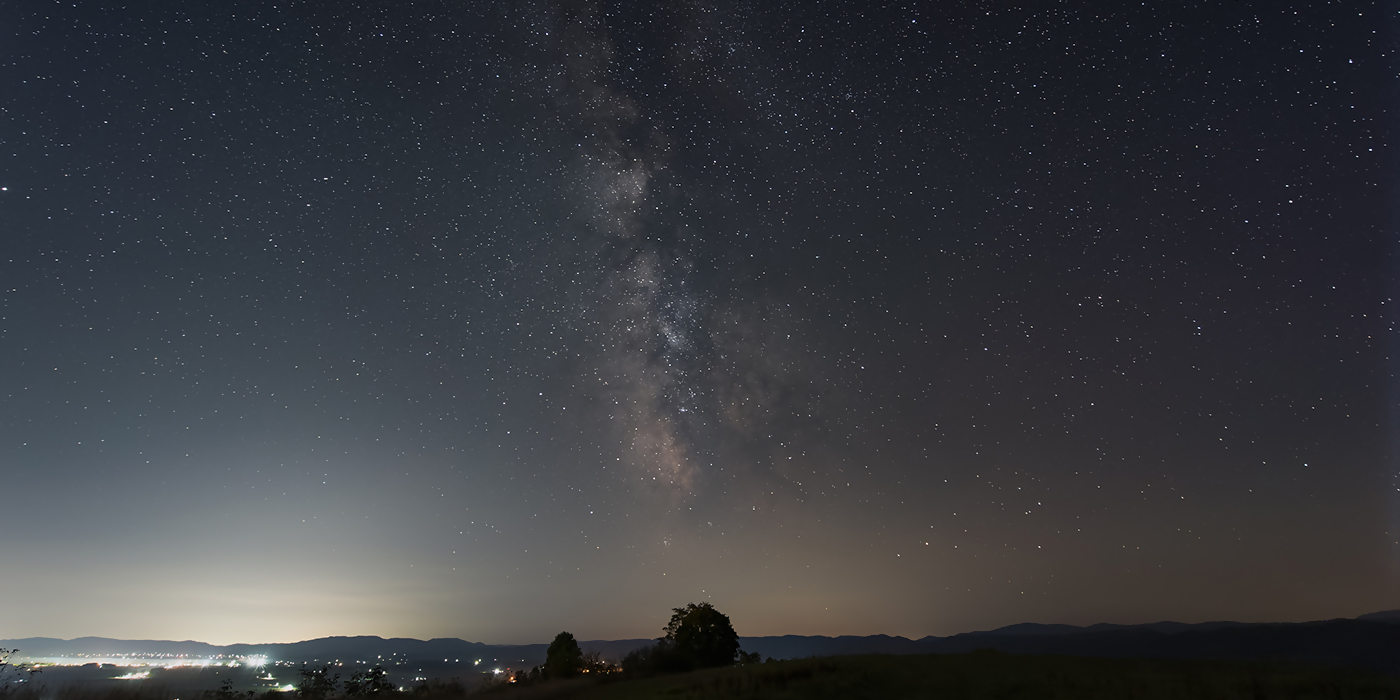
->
(544, 631, 584, 679)
(623, 602, 756, 677)
(207, 677, 257, 700)
(0, 650, 39, 697)
(296, 664, 340, 700)
(344, 666, 394, 696)
(664, 602, 741, 669)
(581, 651, 609, 674)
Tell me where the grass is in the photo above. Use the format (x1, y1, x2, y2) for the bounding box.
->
(13, 652, 1400, 700)
(476, 652, 1400, 700)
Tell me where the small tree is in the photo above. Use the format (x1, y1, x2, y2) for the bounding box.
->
(544, 631, 584, 679)
(581, 651, 608, 674)
(344, 666, 394, 696)
(209, 678, 255, 700)
(296, 664, 340, 700)
(0, 650, 38, 696)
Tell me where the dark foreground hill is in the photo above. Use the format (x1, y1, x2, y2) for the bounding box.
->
(15, 653, 1399, 700)
(489, 654, 1400, 700)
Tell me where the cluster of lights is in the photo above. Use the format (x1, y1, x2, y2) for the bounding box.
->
(34, 653, 285, 692)
(35, 652, 520, 692)
(36, 655, 273, 670)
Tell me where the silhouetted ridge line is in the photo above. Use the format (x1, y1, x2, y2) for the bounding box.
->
(7, 612, 1400, 674)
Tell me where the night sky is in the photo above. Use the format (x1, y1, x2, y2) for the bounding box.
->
(2, 1, 1396, 646)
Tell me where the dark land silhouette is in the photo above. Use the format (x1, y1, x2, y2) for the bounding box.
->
(6, 609, 1400, 699)
(9, 610, 1400, 675)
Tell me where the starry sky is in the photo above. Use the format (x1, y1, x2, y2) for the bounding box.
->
(1, 1, 1396, 646)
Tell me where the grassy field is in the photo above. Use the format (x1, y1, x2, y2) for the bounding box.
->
(476, 652, 1400, 700)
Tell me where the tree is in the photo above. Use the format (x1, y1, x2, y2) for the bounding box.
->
(295, 664, 340, 700)
(664, 602, 740, 669)
(209, 678, 255, 700)
(544, 631, 584, 679)
(581, 651, 609, 674)
(344, 666, 394, 696)
(621, 642, 683, 676)
(622, 603, 757, 677)
(0, 650, 39, 697)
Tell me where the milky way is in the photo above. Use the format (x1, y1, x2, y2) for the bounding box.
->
(0, 1, 1394, 645)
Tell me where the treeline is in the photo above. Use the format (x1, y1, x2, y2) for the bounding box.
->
(506, 602, 765, 687)
(231, 602, 766, 697)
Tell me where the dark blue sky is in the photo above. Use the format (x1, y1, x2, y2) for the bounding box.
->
(1, 0, 1395, 645)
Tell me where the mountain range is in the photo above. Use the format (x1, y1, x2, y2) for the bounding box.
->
(7, 610, 1400, 676)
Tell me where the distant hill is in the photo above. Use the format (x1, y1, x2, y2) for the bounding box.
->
(953, 620, 1254, 637)
(1357, 610, 1400, 623)
(7, 611, 1400, 675)
(748, 618, 1400, 675)
(1, 637, 225, 657)
(0, 635, 653, 670)
(938, 619, 1400, 673)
